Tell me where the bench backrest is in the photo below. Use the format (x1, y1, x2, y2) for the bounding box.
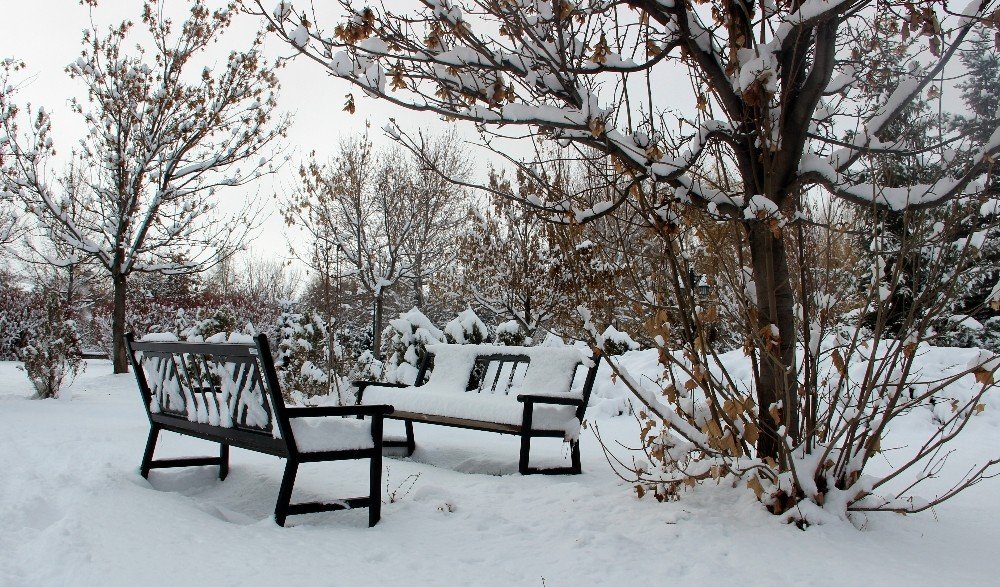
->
(414, 344, 602, 420)
(125, 333, 291, 454)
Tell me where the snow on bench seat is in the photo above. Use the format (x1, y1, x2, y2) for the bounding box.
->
(289, 417, 375, 452)
(362, 384, 579, 432)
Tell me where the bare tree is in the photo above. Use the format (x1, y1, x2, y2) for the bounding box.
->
(292, 135, 412, 358)
(252, 0, 1000, 518)
(6, 1, 288, 372)
(452, 168, 571, 337)
(240, 255, 302, 301)
(401, 128, 471, 310)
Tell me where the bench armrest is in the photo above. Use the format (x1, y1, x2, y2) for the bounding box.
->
(284, 405, 394, 418)
(516, 394, 584, 406)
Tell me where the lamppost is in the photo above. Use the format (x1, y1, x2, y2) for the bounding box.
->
(688, 269, 711, 299)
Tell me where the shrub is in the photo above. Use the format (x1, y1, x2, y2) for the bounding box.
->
(0, 272, 41, 360)
(381, 307, 445, 384)
(275, 301, 330, 401)
(494, 320, 527, 346)
(18, 293, 84, 399)
(601, 325, 639, 356)
(444, 308, 490, 344)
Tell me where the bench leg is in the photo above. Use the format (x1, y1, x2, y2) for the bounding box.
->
(275, 459, 299, 527)
(370, 417, 384, 527)
(520, 402, 534, 475)
(570, 439, 582, 475)
(219, 443, 230, 480)
(519, 433, 531, 475)
(404, 420, 415, 456)
(140, 425, 160, 479)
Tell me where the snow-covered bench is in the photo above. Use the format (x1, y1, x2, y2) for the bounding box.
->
(125, 333, 393, 527)
(355, 344, 602, 474)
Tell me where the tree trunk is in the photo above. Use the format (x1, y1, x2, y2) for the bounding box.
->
(413, 252, 424, 309)
(748, 220, 799, 461)
(111, 272, 129, 374)
(372, 294, 384, 360)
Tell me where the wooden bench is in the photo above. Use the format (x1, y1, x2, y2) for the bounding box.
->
(355, 344, 601, 474)
(125, 333, 393, 527)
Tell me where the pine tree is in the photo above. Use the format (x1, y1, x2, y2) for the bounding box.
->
(381, 308, 444, 384)
(955, 26, 1000, 151)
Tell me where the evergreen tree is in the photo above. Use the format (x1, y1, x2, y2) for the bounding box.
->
(443, 308, 490, 345)
(954, 26, 1000, 152)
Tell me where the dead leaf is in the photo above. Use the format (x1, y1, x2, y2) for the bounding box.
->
(832, 349, 847, 376)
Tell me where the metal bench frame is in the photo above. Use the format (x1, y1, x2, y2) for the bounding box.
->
(126, 333, 392, 527)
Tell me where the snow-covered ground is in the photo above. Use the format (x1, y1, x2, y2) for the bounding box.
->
(2, 355, 998, 586)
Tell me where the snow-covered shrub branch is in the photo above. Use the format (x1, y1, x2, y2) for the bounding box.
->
(0, 58, 28, 249)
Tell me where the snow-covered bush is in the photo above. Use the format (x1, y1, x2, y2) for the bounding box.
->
(600, 325, 639, 356)
(181, 307, 239, 341)
(353, 349, 385, 383)
(494, 320, 527, 346)
(444, 308, 490, 344)
(275, 301, 330, 401)
(537, 332, 566, 347)
(18, 293, 83, 399)
(381, 308, 445, 384)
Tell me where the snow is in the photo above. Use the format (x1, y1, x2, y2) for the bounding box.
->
(289, 417, 375, 452)
(363, 384, 578, 431)
(2, 352, 1000, 585)
(290, 25, 309, 49)
(443, 308, 488, 344)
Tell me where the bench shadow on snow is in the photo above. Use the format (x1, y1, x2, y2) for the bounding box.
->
(384, 423, 577, 477)
(141, 464, 372, 528)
